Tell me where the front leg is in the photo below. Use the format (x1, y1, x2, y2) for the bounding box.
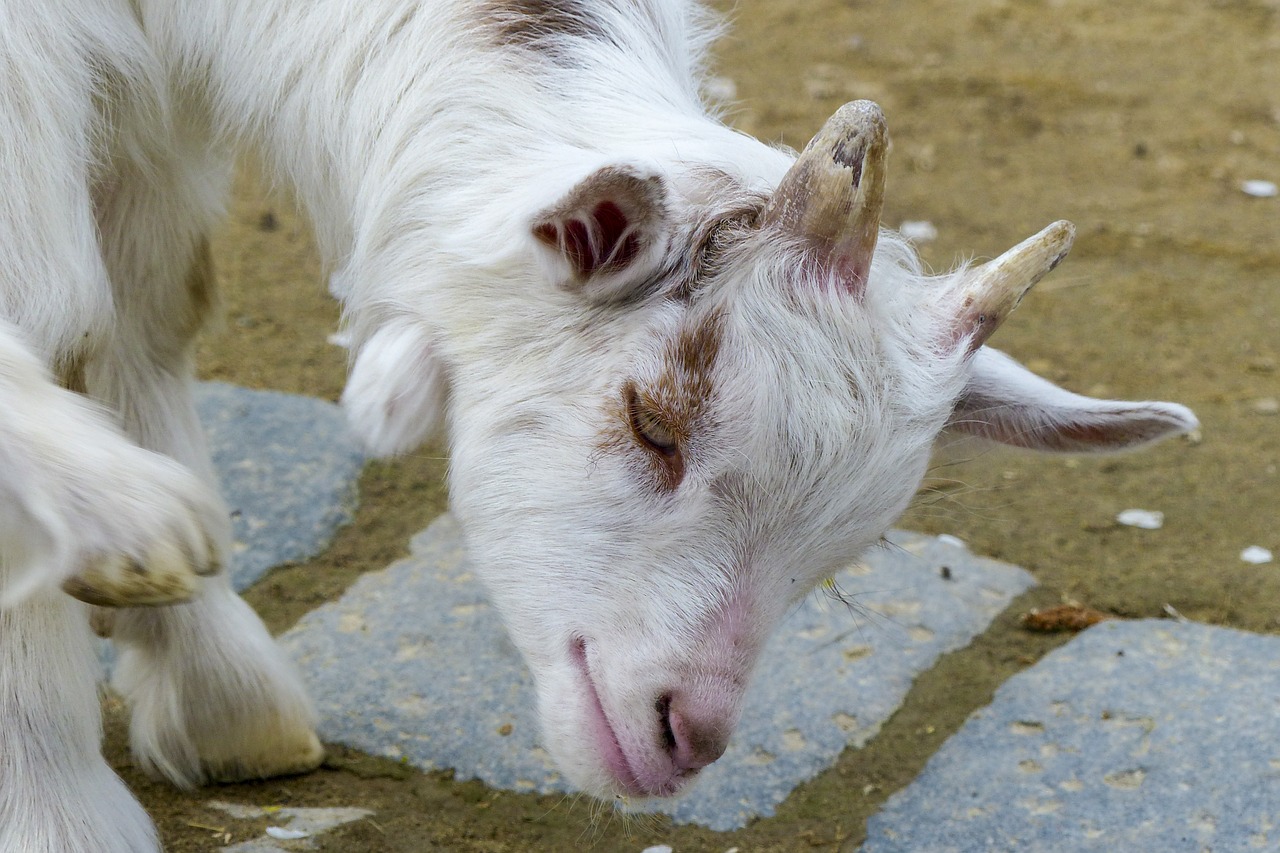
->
(93, 347, 325, 787)
(0, 322, 222, 610)
(99, 358, 326, 784)
(0, 590, 160, 853)
(88, 142, 325, 782)
(110, 575, 325, 785)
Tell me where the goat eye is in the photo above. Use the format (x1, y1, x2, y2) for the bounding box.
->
(625, 384, 679, 456)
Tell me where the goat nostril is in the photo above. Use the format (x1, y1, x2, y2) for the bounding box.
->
(659, 693, 730, 772)
(656, 692, 676, 752)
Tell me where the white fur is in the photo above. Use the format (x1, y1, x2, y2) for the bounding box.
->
(0, 590, 158, 853)
(0, 0, 1196, 846)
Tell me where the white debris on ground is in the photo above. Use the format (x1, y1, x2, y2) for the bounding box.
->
(1251, 397, 1279, 415)
(1241, 179, 1279, 197)
(1241, 546, 1274, 565)
(935, 533, 966, 549)
(640, 846, 674, 853)
(1117, 509, 1165, 530)
(899, 220, 938, 243)
(206, 801, 373, 853)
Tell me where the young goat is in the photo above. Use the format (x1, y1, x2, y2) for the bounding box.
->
(0, 1, 1197, 849)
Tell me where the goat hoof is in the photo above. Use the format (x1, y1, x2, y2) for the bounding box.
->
(62, 534, 217, 607)
(203, 730, 326, 784)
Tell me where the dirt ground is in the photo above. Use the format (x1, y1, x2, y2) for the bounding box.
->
(107, 0, 1280, 850)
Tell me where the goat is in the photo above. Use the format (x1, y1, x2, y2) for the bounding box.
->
(0, 1, 1197, 849)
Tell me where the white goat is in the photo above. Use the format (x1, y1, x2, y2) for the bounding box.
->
(0, 1, 1197, 849)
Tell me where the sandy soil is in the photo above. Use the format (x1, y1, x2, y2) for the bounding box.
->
(108, 0, 1280, 850)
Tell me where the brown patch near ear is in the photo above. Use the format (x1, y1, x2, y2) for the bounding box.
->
(481, 0, 608, 50)
(674, 207, 761, 302)
(670, 169, 766, 303)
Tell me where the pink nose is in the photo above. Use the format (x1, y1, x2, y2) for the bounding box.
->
(657, 692, 732, 772)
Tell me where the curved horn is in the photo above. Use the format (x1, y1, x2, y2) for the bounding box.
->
(954, 220, 1076, 353)
(760, 100, 888, 293)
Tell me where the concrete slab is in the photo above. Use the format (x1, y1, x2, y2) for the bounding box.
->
(861, 619, 1280, 852)
(283, 514, 1035, 831)
(196, 382, 364, 590)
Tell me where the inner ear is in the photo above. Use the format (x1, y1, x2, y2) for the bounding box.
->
(532, 165, 670, 302)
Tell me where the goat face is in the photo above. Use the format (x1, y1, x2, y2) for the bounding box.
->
(345, 102, 1195, 798)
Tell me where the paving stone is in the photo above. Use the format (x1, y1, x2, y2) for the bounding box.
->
(284, 514, 1035, 831)
(196, 382, 364, 590)
(861, 619, 1280, 852)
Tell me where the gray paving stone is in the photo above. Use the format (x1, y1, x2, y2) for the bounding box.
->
(283, 514, 1035, 831)
(861, 619, 1280, 852)
(196, 382, 364, 590)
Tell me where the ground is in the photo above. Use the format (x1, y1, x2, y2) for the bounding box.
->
(107, 0, 1280, 849)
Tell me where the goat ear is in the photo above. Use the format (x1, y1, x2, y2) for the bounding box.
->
(532, 165, 670, 302)
(947, 347, 1198, 453)
(342, 322, 449, 457)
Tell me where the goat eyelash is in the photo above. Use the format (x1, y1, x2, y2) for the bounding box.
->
(624, 383, 679, 457)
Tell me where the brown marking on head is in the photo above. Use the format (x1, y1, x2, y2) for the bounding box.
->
(599, 310, 726, 492)
(480, 0, 609, 50)
(671, 170, 767, 303)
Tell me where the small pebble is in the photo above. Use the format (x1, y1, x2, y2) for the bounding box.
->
(641, 846, 674, 853)
(1246, 357, 1276, 374)
(900, 220, 939, 243)
(1241, 179, 1278, 198)
(1241, 546, 1274, 565)
(265, 826, 310, 840)
(1251, 397, 1279, 416)
(936, 533, 966, 549)
(1117, 509, 1164, 530)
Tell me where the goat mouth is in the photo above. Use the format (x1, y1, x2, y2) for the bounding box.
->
(568, 637, 676, 798)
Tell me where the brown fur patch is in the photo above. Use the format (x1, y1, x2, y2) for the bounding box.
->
(185, 237, 217, 327)
(671, 170, 766, 302)
(600, 310, 725, 492)
(480, 0, 609, 50)
(55, 351, 89, 395)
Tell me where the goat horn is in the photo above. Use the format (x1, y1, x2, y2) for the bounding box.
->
(955, 220, 1076, 352)
(760, 100, 888, 292)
